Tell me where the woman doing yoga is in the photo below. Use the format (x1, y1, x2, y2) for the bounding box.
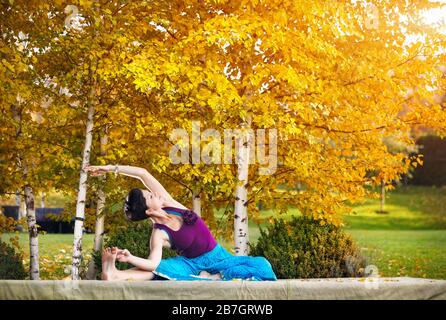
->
(85, 165, 277, 281)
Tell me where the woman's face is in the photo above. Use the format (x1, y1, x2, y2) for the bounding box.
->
(141, 189, 164, 215)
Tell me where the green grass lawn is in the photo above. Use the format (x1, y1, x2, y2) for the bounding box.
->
(349, 230, 446, 279)
(1, 233, 94, 280)
(344, 186, 446, 279)
(345, 186, 446, 230)
(3, 233, 95, 257)
(2, 185, 446, 279)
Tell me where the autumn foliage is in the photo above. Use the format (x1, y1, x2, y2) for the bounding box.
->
(1, 0, 446, 240)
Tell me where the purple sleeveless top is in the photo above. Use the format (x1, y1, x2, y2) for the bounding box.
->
(153, 207, 217, 258)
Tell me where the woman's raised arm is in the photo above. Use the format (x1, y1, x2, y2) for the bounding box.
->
(85, 165, 178, 204)
(86, 164, 188, 209)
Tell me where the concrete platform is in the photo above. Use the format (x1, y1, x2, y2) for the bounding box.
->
(0, 277, 445, 300)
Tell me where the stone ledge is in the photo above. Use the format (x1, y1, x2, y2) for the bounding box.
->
(0, 277, 445, 300)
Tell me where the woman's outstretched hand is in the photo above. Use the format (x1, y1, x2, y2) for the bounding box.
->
(112, 247, 132, 263)
(85, 165, 111, 176)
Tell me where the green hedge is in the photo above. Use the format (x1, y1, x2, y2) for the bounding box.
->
(0, 239, 27, 280)
(250, 216, 367, 279)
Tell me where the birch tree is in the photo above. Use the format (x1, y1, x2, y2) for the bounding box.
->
(10, 103, 40, 280)
(0, 16, 44, 276)
(233, 128, 251, 255)
(21, 0, 168, 279)
(86, 129, 108, 280)
(192, 190, 202, 217)
(23, 183, 39, 279)
(71, 88, 96, 280)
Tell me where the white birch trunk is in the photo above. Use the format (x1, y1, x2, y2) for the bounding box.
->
(192, 190, 201, 217)
(24, 184, 40, 280)
(380, 180, 386, 213)
(15, 190, 26, 219)
(86, 131, 107, 280)
(93, 191, 105, 253)
(12, 104, 39, 278)
(85, 186, 105, 280)
(71, 99, 95, 280)
(15, 190, 20, 208)
(40, 192, 45, 209)
(234, 131, 250, 256)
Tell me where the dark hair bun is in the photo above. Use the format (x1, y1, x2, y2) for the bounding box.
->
(124, 188, 149, 221)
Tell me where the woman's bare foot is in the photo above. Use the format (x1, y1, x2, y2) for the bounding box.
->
(102, 248, 118, 281)
(199, 270, 222, 280)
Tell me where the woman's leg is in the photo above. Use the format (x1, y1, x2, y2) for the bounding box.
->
(218, 256, 277, 281)
(102, 249, 155, 281)
(203, 245, 277, 281)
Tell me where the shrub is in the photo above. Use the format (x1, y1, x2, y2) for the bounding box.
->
(93, 221, 177, 276)
(0, 239, 27, 280)
(250, 216, 367, 279)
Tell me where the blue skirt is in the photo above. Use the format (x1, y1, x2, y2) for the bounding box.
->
(153, 244, 277, 281)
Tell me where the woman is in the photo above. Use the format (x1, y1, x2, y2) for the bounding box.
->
(85, 164, 277, 281)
